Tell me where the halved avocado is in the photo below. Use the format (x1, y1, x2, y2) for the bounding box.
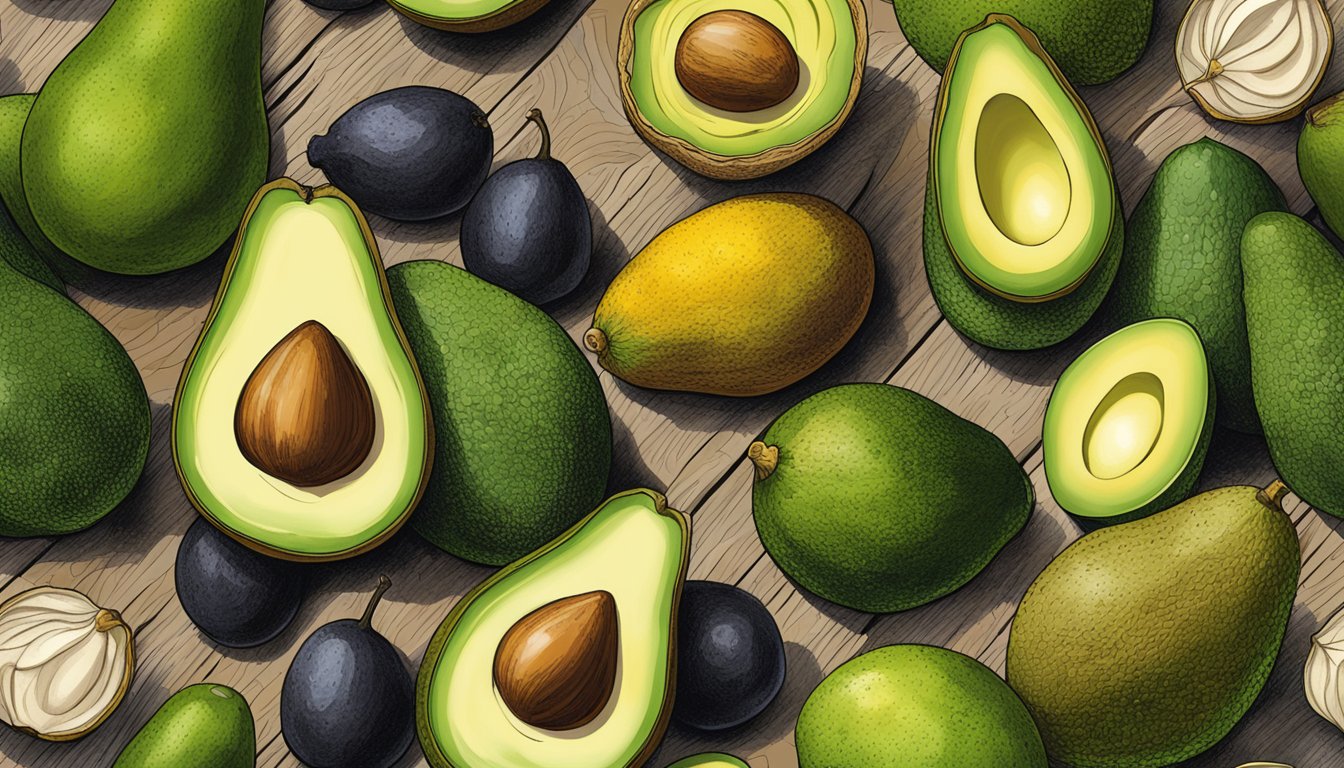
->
(666, 754, 750, 768)
(172, 179, 433, 561)
(416, 489, 689, 768)
(618, 0, 866, 179)
(1043, 318, 1214, 525)
(386, 0, 548, 33)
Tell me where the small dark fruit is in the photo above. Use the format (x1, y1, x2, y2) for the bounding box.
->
(673, 580, 785, 730)
(175, 516, 304, 648)
(308, 86, 493, 221)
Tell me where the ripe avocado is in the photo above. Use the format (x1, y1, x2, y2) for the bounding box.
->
(1106, 138, 1285, 434)
(388, 0, 551, 32)
(666, 755, 750, 768)
(416, 489, 688, 768)
(750, 383, 1031, 613)
(173, 179, 433, 561)
(924, 15, 1122, 349)
(386, 260, 612, 566)
(0, 95, 64, 290)
(112, 685, 255, 768)
(1043, 319, 1214, 526)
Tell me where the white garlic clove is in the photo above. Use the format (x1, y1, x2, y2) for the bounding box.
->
(0, 587, 133, 741)
(1304, 605, 1344, 734)
(1176, 0, 1332, 123)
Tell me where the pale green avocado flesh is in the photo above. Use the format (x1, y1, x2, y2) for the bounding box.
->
(1044, 318, 1213, 523)
(934, 16, 1115, 300)
(416, 489, 689, 768)
(628, 0, 857, 156)
(665, 754, 750, 768)
(389, 0, 526, 24)
(174, 181, 431, 560)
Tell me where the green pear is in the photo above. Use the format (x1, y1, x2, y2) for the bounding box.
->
(22, 0, 269, 275)
(113, 684, 255, 768)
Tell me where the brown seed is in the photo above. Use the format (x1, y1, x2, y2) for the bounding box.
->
(675, 10, 799, 113)
(493, 591, 619, 730)
(234, 320, 376, 487)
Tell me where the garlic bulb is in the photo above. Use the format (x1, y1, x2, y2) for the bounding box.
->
(0, 587, 134, 740)
(1306, 604, 1344, 734)
(1176, 0, 1332, 124)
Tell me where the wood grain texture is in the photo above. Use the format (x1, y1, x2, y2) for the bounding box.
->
(2, 0, 1344, 766)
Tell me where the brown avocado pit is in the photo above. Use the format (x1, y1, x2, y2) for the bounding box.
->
(674, 11, 800, 113)
(234, 319, 376, 487)
(493, 590, 619, 730)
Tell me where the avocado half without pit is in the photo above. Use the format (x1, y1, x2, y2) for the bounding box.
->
(387, 0, 549, 32)
(1043, 318, 1214, 526)
(416, 489, 688, 768)
(619, 0, 866, 179)
(173, 178, 433, 561)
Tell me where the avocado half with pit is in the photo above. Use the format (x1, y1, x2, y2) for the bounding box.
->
(173, 179, 433, 561)
(925, 14, 1122, 350)
(1044, 318, 1214, 526)
(618, 0, 866, 179)
(416, 489, 688, 768)
(386, 0, 548, 32)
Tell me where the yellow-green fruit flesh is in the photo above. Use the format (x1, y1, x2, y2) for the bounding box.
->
(797, 645, 1046, 767)
(590, 193, 873, 396)
(0, 203, 149, 537)
(416, 489, 688, 768)
(1299, 94, 1344, 241)
(753, 383, 1032, 612)
(1044, 318, 1214, 525)
(1006, 485, 1299, 768)
(112, 684, 255, 768)
(386, 260, 612, 566)
(388, 0, 548, 32)
(665, 754, 750, 768)
(22, 0, 269, 274)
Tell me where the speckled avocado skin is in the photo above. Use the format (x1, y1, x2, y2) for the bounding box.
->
(797, 645, 1047, 767)
(1107, 138, 1285, 434)
(891, 0, 1154, 85)
(113, 684, 255, 768)
(1299, 94, 1344, 241)
(1242, 212, 1344, 517)
(0, 204, 149, 537)
(1007, 485, 1298, 768)
(923, 178, 1123, 351)
(387, 261, 611, 565)
(752, 384, 1032, 613)
(0, 95, 65, 290)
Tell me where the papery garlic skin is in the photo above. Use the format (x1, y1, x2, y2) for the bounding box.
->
(1306, 605, 1344, 733)
(1176, 0, 1332, 124)
(0, 587, 134, 741)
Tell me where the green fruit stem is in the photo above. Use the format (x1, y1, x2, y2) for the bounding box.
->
(1257, 480, 1290, 513)
(748, 441, 779, 480)
(360, 575, 392, 631)
(526, 108, 551, 161)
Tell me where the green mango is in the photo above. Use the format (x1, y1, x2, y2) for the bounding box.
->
(22, 0, 269, 275)
(0, 202, 149, 537)
(1107, 138, 1285, 433)
(1242, 211, 1344, 517)
(113, 684, 255, 768)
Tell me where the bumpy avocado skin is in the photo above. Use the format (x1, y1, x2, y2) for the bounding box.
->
(0, 205, 149, 537)
(0, 95, 64, 290)
(891, 0, 1153, 85)
(1299, 95, 1344, 241)
(1107, 139, 1285, 434)
(113, 684, 255, 768)
(387, 261, 612, 565)
(753, 384, 1031, 613)
(1242, 212, 1344, 518)
(924, 178, 1123, 351)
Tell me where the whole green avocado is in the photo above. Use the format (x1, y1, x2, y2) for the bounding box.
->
(113, 684, 255, 768)
(0, 204, 149, 537)
(1242, 212, 1344, 518)
(891, 0, 1154, 85)
(1106, 138, 1286, 434)
(1299, 93, 1344, 241)
(22, 0, 269, 274)
(386, 260, 612, 565)
(0, 95, 66, 289)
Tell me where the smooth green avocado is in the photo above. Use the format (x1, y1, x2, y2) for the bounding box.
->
(1043, 319, 1213, 525)
(0, 200, 149, 538)
(797, 645, 1047, 767)
(113, 684, 255, 768)
(750, 383, 1032, 613)
(1007, 483, 1299, 768)
(1106, 138, 1285, 434)
(386, 260, 612, 566)
(416, 489, 688, 768)
(666, 754, 750, 768)
(892, 0, 1154, 85)
(173, 179, 433, 561)
(1242, 211, 1344, 519)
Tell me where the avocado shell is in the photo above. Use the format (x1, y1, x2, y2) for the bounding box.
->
(617, 0, 867, 180)
(386, 0, 551, 33)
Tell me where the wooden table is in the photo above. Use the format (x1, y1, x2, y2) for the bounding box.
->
(3, 1, 1344, 766)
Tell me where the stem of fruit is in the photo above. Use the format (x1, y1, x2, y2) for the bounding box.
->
(583, 328, 608, 355)
(1185, 59, 1223, 90)
(1257, 480, 1290, 513)
(94, 609, 123, 633)
(360, 575, 392, 631)
(748, 441, 779, 480)
(527, 109, 552, 161)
